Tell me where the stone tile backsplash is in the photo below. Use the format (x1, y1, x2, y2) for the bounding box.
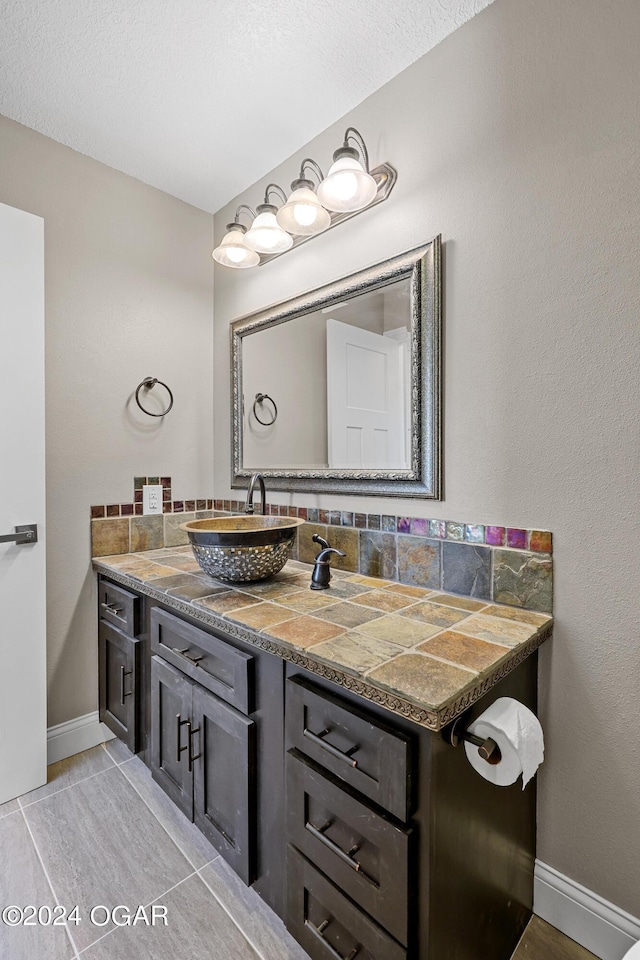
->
(90, 479, 553, 614)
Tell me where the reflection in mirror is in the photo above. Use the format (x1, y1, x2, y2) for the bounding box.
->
(231, 237, 442, 499)
(242, 278, 412, 471)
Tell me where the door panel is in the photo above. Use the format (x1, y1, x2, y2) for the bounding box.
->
(193, 683, 256, 885)
(98, 621, 140, 752)
(150, 656, 194, 818)
(0, 202, 46, 803)
(326, 317, 405, 469)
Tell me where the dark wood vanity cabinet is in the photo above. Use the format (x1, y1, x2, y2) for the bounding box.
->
(97, 575, 538, 960)
(150, 653, 256, 883)
(98, 581, 141, 753)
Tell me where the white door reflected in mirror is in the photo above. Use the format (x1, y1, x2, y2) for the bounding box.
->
(326, 318, 407, 469)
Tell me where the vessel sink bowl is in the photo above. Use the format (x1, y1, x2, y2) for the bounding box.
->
(180, 515, 305, 582)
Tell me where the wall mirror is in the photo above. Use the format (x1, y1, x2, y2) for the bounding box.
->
(231, 236, 442, 498)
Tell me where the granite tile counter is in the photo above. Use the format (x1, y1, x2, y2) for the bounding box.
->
(93, 547, 552, 731)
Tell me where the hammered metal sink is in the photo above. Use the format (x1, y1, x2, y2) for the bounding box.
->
(180, 515, 305, 583)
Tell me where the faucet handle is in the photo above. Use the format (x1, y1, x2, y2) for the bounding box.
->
(312, 534, 330, 551)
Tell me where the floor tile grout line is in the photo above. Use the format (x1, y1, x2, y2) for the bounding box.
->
(116, 758, 217, 875)
(75, 869, 199, 956)
(196, 864, 269, 960)
(18, 759, 117, 809)
(19, 806, 81, 960)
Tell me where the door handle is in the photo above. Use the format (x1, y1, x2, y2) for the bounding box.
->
(0, 524, 38, 545)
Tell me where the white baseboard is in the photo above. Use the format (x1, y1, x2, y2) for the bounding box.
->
(47, 711, 114, 764)
(534, 860, 640, 960)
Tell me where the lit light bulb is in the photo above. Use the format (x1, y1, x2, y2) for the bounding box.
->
(317, 150, 377, 213)
(212, 222, 259, 269)
(293, 202, 318, 227)
(244, 205, 293, 254)
(276, 181, 330, 237)
(330, 170, 358, 202)
(225, 245, 246, 264)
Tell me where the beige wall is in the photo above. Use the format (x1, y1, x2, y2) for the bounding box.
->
(213, 0, 640, 916)
(0, 115, 214, 728)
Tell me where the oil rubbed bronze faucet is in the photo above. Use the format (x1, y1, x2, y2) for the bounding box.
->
(310, 534, 346, 590)
(244, 473, 266, 515)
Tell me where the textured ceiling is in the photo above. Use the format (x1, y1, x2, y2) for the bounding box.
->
(0, 0, 493, 212)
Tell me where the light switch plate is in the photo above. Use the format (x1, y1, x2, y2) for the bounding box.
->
(142, 484, 163, 515)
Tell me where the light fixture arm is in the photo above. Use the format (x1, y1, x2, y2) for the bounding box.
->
(299, 158, 324, 185)
(264, 183, 288, 206)
(234, 204, 256, 225)
(343, 127, 370, 172)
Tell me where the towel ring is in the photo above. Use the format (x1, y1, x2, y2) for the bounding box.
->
(253, 392, 277, 426)
(135, 377, 174, 417)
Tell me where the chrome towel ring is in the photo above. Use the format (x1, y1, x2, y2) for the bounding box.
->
(253, 392, 277, 426)
(135, 377, 174, 417)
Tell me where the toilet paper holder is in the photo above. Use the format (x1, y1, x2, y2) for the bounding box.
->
(444, 716, 502, 765)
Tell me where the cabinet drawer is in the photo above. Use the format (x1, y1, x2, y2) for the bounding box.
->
(151, 606, 254, 713)
(99, 620, 140, 752)
(286, 675, 412, 821)
(99, 579, 139, 636)
(286, 846, 406, 960)
(287, 751, 411, 946)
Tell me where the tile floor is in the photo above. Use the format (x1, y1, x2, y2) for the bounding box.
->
(0, 743, 308, 960)
(0, 745, 598, 960)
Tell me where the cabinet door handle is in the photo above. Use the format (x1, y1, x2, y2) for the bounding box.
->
(306, 821, 377, 887)
(187, 721, 201, 773)
(120, 665, 133, 706)
(176, 714, 189, 763)
(305, 918, 360, 960)
(171, 646, 203, 667)
(101, 602, 127, 624)
(303, 726, 359, 768)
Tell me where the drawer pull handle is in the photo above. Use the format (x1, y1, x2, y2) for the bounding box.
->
(303, 727, 359, 768)
(171, 646, 204, 667)
(101, 602, 127, 624)
(176, 714, 189, 763)
(305, 918, 360, 960)
(119, 665, 133, 706)
(306, 821, 378, 887)
(187, 720, 202, 773)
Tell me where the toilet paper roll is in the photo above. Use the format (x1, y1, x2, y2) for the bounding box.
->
(463, 697, 544, 789)
(622, 942, 640, 959)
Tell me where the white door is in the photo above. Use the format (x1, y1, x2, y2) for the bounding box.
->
(0, 202, 47, 803)
(326, 318, 406, 469)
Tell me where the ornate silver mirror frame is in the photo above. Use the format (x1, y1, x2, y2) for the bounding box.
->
(231, 235, 442, 499)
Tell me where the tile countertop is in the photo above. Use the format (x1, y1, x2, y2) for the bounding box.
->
(93, 548, 553, 732)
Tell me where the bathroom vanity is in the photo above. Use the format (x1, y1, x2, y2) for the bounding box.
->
(95, 551, 552, 960)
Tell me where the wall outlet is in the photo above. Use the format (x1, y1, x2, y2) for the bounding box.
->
(142, 484, 163, 515)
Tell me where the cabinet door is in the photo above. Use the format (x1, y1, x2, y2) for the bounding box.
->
(99, 620, 140, 752)
(150, 656, 194, 819)
(193, 683, 256, 885)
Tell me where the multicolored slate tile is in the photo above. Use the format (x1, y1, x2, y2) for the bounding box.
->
(357, 614, 443, 646)
(396, 535, 440, 588)
(492, 549, 553, 614)
(441, 542, 491, 599)
(417, 630, 510, 673)
(312, 632, 405, 674)
(367, 654, 476, 706)
(401, 600, 469, 629)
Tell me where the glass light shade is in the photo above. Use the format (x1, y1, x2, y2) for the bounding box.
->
(244, 206, 293, 254)
(317, 157, 377, 212)
(276, 185, 331, 236)
(212, 224, 259, 268)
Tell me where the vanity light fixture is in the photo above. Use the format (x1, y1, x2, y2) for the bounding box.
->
(276, 159, 331, 237)
(212, 205, 260, 268)
(316, 127, 377, 213)
(213, 128, 396, 269)
(243, 184, 294, 254)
